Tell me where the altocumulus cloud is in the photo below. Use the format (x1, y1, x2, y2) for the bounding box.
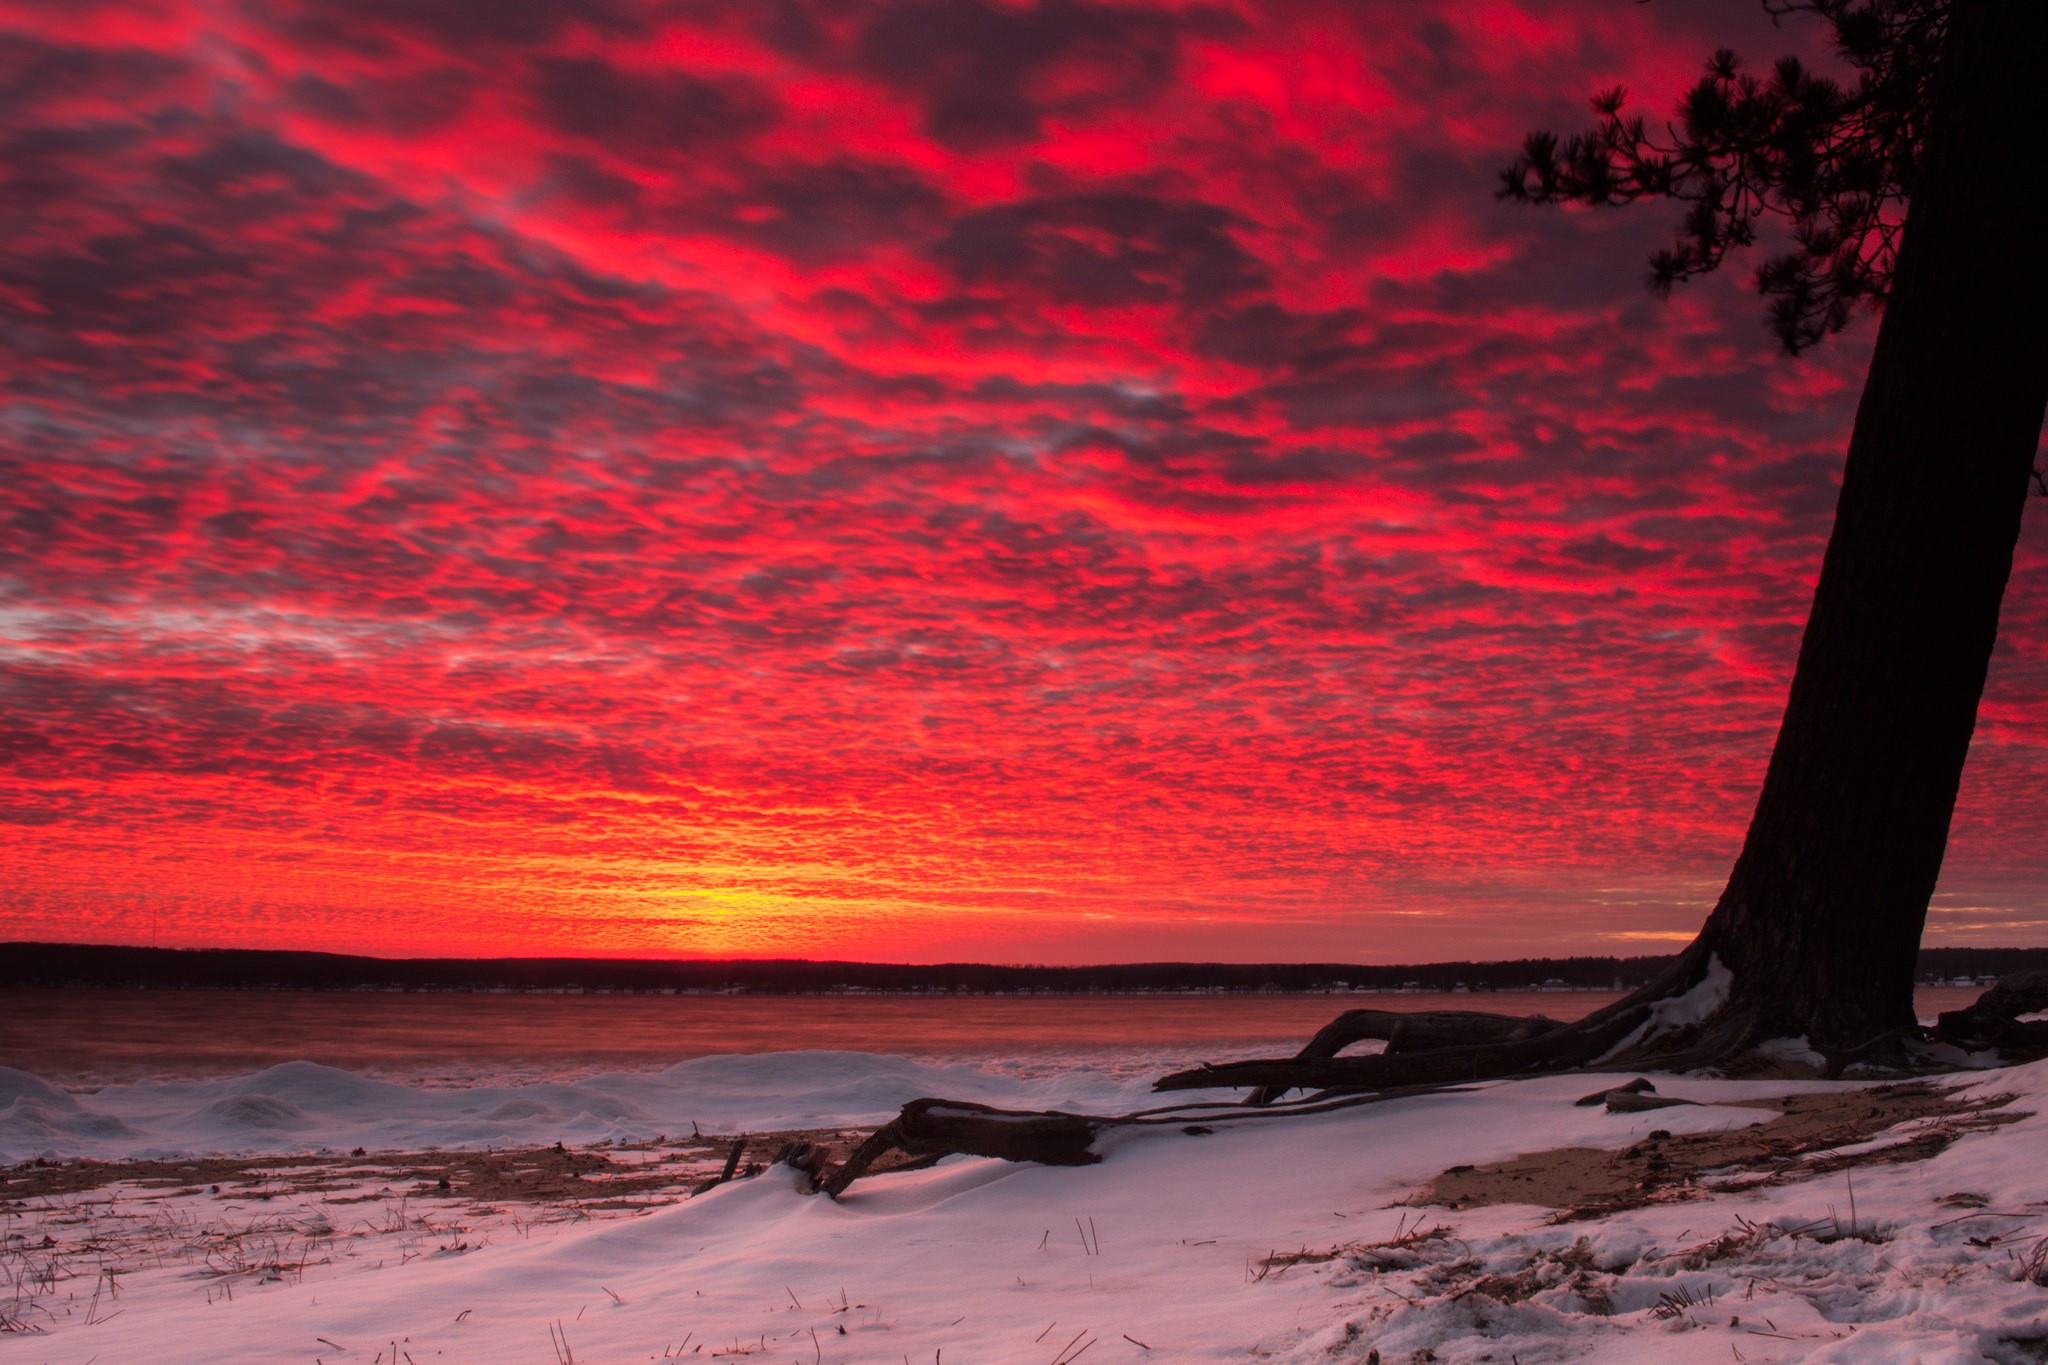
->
(1, 0, 2042, 961)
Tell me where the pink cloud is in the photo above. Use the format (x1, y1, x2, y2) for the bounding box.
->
(3, 0, 2042, 961)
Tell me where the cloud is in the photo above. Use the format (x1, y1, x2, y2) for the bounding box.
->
(852, 0, 1196, 149)
(524, 55, 781, 155)
(2, 0, 2042, 961)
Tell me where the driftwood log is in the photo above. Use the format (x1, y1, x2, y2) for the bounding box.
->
(690, 1136, 750, 1195)
(813, 1099, 1108, 1198)
(808, 1085, 1477, 1197)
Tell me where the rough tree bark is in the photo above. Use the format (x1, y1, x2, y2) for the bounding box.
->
(1639, 0, 2048, 1054)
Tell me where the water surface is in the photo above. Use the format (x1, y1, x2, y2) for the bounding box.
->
(0, 985, 1988, 1087)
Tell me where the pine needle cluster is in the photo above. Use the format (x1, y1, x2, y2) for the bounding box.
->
(1501, 1, 1947, 354)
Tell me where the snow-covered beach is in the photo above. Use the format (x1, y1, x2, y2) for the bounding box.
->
(8, 1045, 2048, 1364)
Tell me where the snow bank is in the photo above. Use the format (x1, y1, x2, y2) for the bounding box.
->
(8, 1053, 2048, 1363)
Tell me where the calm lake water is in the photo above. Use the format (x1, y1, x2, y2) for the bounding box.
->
(0, 986, 1990, 1087)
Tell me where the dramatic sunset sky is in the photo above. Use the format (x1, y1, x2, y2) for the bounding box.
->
(4, 0, 2043, 964)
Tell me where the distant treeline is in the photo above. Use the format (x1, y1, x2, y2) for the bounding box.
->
(4, 942, 2041, 994)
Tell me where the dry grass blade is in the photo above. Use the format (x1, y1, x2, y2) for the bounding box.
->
(2012, 1235, 2048, 1286)
(1649, 1282, 1713, 1321)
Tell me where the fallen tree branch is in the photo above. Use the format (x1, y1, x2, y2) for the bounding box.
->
(814, 1099, 1106, 1197)
(690, 1137, 750, 1196)
(811, 1085, 1480, 1197)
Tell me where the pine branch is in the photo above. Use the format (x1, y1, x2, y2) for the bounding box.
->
(1501, 0, 1948, 353)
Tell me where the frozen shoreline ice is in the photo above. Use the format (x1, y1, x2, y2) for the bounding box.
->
(0, 1050, 1220, 1165)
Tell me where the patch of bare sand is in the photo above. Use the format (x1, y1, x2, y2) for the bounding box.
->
(1, 1126, 918, 1217)
(1, 1126, 960, 1333)
(1421, 1079, 2025, 1218)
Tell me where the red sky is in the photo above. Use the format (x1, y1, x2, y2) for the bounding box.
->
(3, 0, 2043, 964)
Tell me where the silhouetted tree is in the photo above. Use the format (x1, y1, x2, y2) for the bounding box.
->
(1151, 0, 2048, 1098)
(1500, 1, 2044, 483)
(1503, 1, 1943, 355)
(813, 5, 2048, 1181)
(1483, 0, 2048, 1060)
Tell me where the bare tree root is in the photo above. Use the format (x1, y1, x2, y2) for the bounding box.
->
(1302, 1008, 1564, 1056)
(1936, 971, 2048, 1057)
(1173, 963, 2048, 1100)
(803, 970, 2048, 1198)
(1241, 1009, 1563, 1104)
(1158, 1005, 1650, 1097)
(815, 960, 1736, 1196)
(1174, 948, 1743, 1102)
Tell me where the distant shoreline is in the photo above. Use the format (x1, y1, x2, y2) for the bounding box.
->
(5, 940, 2040, 996)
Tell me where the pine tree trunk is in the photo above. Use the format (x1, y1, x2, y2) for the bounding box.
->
(1684, 0, 2048, 1050)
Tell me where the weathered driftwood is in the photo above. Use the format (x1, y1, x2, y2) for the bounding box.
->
(1574, 1077, 1656, 1107)
(690, 1136, 750, 1195)
(773, 1141, 833, 1184)
(813, 1099, 1107, 1198)
(1603, 1090, 1698, 1113)
(809, 1085, 1481, 1197)
(1935, 971, 2048, 1054)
